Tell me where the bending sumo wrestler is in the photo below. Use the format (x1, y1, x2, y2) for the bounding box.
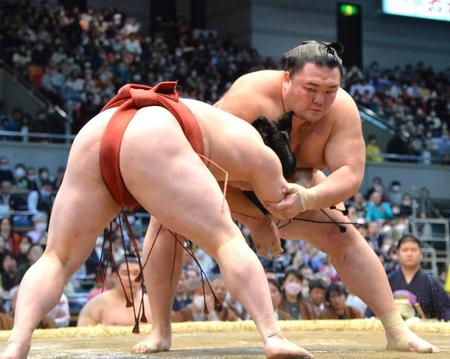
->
(144, 41, 439, 354)
(0, 82, 312, 359)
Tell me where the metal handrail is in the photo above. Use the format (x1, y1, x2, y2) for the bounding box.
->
(358, 104, 396, 134)
(0, 130, 75, 142)
(411, 217, 450, 268)
(368, 152, 448, 164)
(0, 60, 70, 124)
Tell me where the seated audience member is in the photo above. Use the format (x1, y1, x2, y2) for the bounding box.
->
(268, 278, 293, 320)
(345, 291, 368, 316)
(186, 281, 219, 322)
(388, 234, 450, 321)
(77, 258, 151, 326)
(172, 273, 192, 312)
(366, 134, 384, 163)
(47, 293, 70, 327)
(16, 244, 44, 282)
(279, 268, 314, 320)
(0, 217, 21, 254)
(0, 180, 24, 218)
(26, 212, 48, 244)
(1, 254, 20, 291)
(211, 277, 243, 321)
(14, 235, 33, 266)
(366, 221, 384, 251)
(173, 275, 244, 322)
(366, 191, 393, 222)
(304, 279, 328, 318)
(0, 288, 13, 330)
(320, 283, 363, 319)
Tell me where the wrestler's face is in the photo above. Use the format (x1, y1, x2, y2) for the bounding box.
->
(282, 63, 340, 122)
(398, 241, 422, 270)
(116, 262, 141, 292)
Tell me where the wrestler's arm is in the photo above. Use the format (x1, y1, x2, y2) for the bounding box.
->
(225, 186, 282, 258)
(265, 95, 364, 217)
(311, 97, 365, 207)
(217, 84, 285, 255)
(77, 297, 102, 326)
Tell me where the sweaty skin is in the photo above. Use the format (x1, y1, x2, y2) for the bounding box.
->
(1, 96, 311, 359)
(77, 262, 151, 327)
(215, 67, 438, 353)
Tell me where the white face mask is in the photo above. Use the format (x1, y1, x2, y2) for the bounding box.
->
(20, 244, 31, 253)
(192, 295, 204, 309)
(35, 222, 47, 232)
(15, 168, 26, 178)
(285, 282, 302, 296)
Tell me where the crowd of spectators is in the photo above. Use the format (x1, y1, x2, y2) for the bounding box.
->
(0, 0, 268, 134)
(1, 2, 449, 328)
(346, 63, 450, 164)
(1, 1, 448, 163)
(1, 152, 449, 327)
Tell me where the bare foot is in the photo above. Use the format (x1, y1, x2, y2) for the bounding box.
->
(264, 333, 313, 359)
(0, 341, 31, 359)
(386, 327, 440, 353)
(131, 327, 171, 354)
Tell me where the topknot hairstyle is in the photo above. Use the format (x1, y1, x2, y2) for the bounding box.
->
(283, 41, 344, 77)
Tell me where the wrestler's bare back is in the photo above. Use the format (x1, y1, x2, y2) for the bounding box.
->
(68, 98, 285, 205)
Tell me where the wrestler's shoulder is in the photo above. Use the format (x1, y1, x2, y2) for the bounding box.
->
(234, 69, 282, 83)
(327, 88, 359, 123)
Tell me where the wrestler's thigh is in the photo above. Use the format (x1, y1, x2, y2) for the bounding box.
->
(278, 208, 362, 253)
(121, 122, 241, 257)
(44, 147, 120, 271)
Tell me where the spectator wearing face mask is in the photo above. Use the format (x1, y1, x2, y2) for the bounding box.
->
(279, 268, 314, 320)
(27, 181, 55, 218)
(26, 213, 48, 244)
(12, 164, 30, 192)
(25, 167, 39, 191)
(387, 180, 403, 206)
(16, 244, 44, 282)
(37, 167, 54, 188)
(14, 235, 33, 266)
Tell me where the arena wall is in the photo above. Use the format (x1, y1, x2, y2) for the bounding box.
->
(250, 0, 450, 70)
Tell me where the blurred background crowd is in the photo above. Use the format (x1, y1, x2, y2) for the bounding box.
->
(0, 1, 449, 329)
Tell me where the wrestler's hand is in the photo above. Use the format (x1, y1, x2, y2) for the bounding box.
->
(264, 184, 317, 220)
(248, 216, 282, 259)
